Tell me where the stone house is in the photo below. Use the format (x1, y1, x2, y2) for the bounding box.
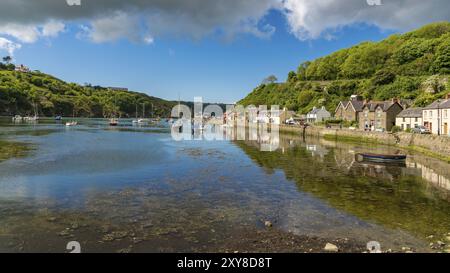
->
(423, 95, 450, 135)
(335, 95, 365, 122)
(360, 100, 404, 131)
(306, 106, 331, 123)
(395, 108, 423, 131)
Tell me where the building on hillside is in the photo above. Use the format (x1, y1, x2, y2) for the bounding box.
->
(14, 64, 30, 73)
(306, 106, 331, 123)
(395, 108, 423, 131)
(108, 87, 129, 92)
(423, 94, 450, 135)
(335, 95, 365, 122)
(360, 99, 404, 132)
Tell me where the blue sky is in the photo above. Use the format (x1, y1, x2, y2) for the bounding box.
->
(1, 1, 448, 103)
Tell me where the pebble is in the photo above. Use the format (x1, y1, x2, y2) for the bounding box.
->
(324, 243, 339, 252)
(437, 241, 446, 247)
(58, 229, 71, 237)
(264, 221, 272, 228)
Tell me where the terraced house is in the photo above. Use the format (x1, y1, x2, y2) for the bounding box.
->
(423, 95, 450, 136)
(395, 108, 423, 131)
(359, 99, 404, 132)
(335, 95, 365, 122)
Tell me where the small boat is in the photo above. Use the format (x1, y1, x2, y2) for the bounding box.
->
(138, 118, 149, 124)
(109, 118, 119, 126)
(65, 121, 77, 127)
(356, 153, 407, 162)
(55, 116, 62, 121)
(12, 115, 23, 122)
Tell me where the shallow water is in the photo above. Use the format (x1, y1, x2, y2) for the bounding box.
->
(0, 117, 449, 252)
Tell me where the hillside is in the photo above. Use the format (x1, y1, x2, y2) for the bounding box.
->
(239, 22, 450, 114)
(0, 67, 176, 118)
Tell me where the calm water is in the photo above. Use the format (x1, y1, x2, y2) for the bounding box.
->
(0, 117, 450, 252)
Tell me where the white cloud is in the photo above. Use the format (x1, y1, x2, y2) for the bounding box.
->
(0, 23, 40, 43)
(42, 21, 65, 37)
(0, 37, 22, 56)
(282, 0, 450, 40)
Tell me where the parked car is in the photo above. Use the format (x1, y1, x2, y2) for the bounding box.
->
(412, 126, 431, 134)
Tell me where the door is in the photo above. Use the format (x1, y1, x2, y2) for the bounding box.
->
(444, 123, 448, 135)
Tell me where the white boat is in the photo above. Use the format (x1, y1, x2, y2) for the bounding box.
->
(138, 118, 149, 124)
(24, 115, 39, 122)
(65, 121, 78, 127)
(109, 118, 119, 126)
(12, 115, 23, 122)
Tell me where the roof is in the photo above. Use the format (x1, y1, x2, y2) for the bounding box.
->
(308, 107, 330, 115)
(336, 99, 364, 112)
(397, 108, 423, 118)
(349, 100, 365, 111)
(424, 99, 450, 109)
(363, 101, 402, 112)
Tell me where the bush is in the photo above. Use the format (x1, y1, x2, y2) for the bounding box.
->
(391, 126, 402, 133)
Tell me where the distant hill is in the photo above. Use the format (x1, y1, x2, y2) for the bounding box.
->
(239, 22, 450, 114)
(0, 67, 176, 118)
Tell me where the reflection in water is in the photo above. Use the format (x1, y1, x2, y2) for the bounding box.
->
(0, 117, 450, 252)
(235, 133, 450, 240)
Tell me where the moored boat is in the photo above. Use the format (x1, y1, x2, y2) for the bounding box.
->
(356, 153, 407, 162)
(65, 121, 77, 127)
(109, 118, 119, 126)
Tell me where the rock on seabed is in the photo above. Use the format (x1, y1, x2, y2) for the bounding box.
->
(324, 243, 339, 252)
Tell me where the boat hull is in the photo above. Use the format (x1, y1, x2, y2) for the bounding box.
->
(357, 153, 407, 162)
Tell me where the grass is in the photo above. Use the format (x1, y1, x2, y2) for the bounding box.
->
(322, 134, 387, 145)
(404, 145, 450, 163)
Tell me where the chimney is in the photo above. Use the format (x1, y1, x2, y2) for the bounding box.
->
(392, 98, 398, 103)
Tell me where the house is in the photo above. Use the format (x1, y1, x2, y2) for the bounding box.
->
(335, 95, 365, 122)
(108, 87, 129, 92)
(306, 106, 331, 123)
(395, 108, 423, 131)
(280, 108, 296, 124)
(14, 64, 30, 73)
(423, 94, 450, 135)
(360, 99, 404, 132)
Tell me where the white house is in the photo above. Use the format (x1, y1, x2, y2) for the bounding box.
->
(306, 106, 331, 123)
(423, 95, 450, 136)
(14, 64, 30, 73)
(395, 108, 423, 131)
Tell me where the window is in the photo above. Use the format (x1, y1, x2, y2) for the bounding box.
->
(415, 117, 418, 122)
(403, 117, 406, 122)
(430, 111, 433, 118)
(376, 109, 382, 118)
(401, 124, 404, 130)
(424, 112, 427, 118)
(445, 110, 448, 118)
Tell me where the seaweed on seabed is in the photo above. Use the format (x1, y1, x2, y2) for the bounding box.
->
(0, 140, 32, 162)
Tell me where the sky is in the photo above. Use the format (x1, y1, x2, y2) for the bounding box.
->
(0, 0, 449, 103)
